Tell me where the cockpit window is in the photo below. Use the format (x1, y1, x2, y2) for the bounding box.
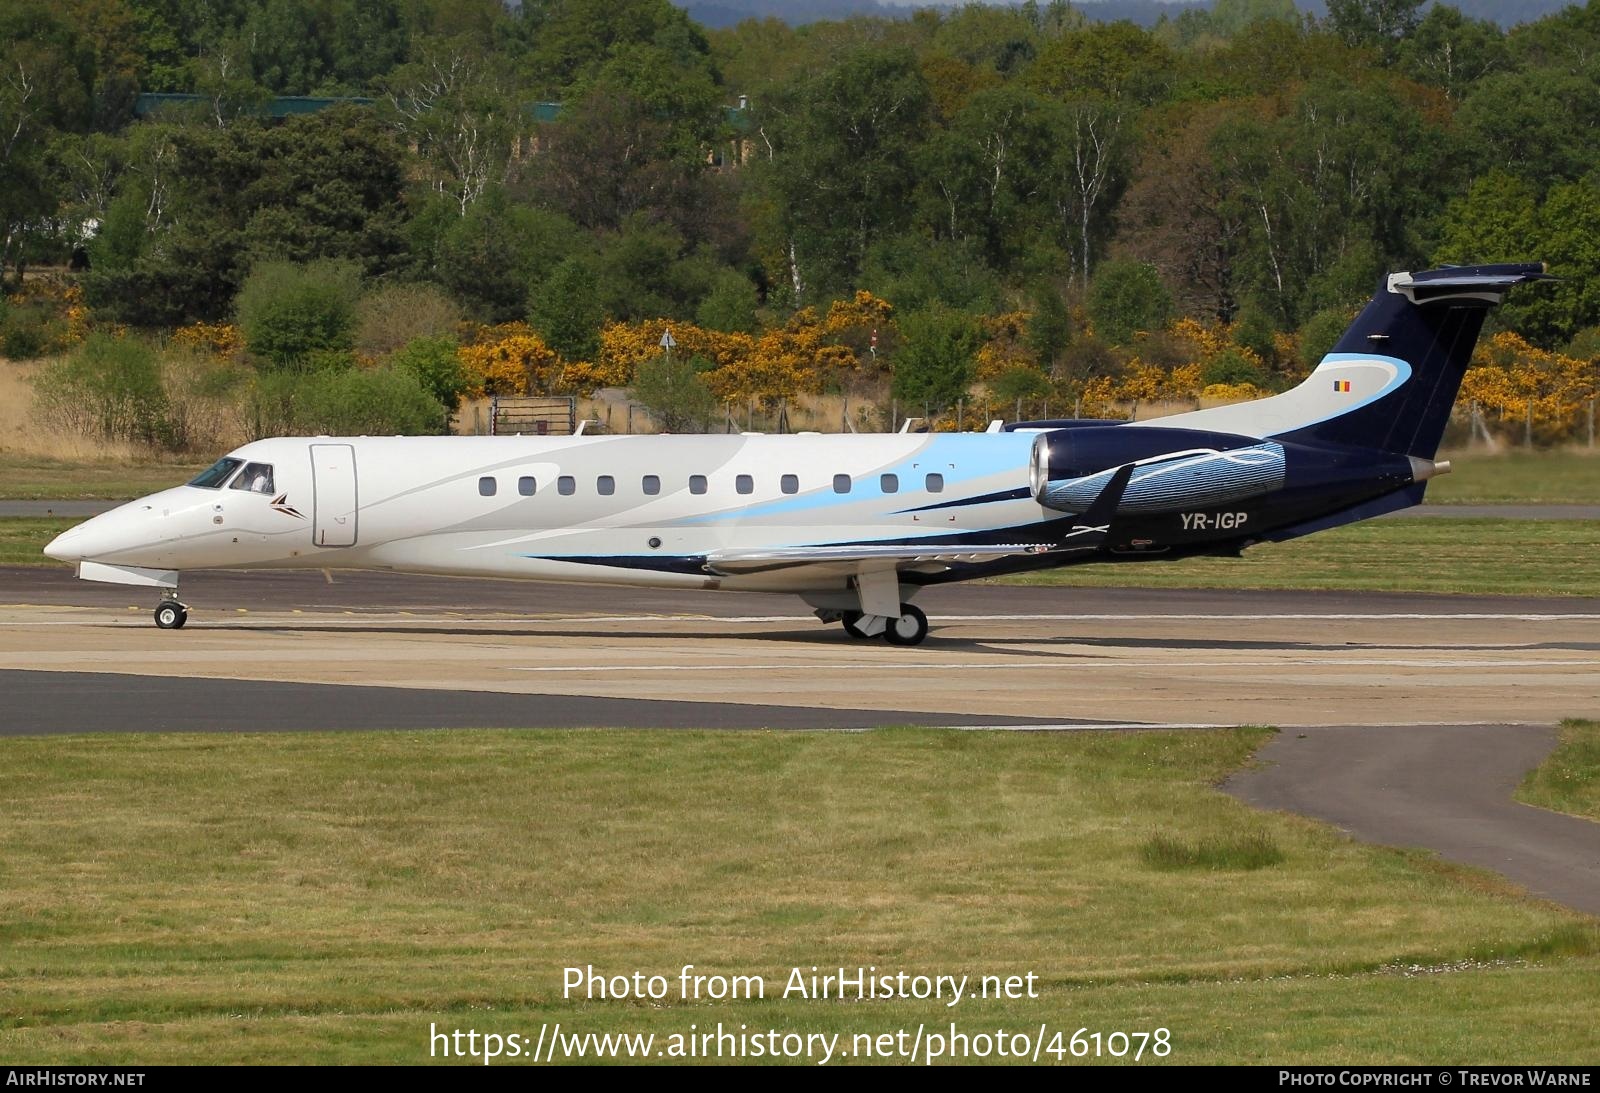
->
(189, 457, 243, 489)
(230, 463, 275, 494)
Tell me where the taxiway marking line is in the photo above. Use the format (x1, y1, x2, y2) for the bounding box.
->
(502, 657, 1594, 672)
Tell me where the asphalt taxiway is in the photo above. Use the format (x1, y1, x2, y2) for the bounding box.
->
(1, 565, 1597, 914)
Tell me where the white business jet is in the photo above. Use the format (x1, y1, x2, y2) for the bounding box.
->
(44, 265, 1547, 644)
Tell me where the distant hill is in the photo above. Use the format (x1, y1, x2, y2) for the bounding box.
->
(680, 0, 1575, 31)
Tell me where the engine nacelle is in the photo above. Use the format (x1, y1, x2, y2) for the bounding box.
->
(1029, 426, 1285, 514)
(1028, 425, 1424, 517)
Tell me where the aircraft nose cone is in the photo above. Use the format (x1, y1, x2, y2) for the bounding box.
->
(43, 525, 83, 562)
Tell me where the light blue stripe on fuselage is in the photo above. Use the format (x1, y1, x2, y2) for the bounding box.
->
(670, 433, 1036, 526)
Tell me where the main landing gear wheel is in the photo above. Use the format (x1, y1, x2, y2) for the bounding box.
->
(882, 603, 929, 646)
(154, 601, 189, 630)
(841, 611, 874, 639)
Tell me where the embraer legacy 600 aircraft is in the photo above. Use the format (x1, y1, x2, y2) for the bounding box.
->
(45, 264, 1548, 644)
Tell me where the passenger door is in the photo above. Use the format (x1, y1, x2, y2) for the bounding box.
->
(310, 443, 358, 547)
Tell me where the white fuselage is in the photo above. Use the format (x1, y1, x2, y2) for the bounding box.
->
(45, 432, 1047, 597)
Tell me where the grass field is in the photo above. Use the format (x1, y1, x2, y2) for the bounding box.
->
(1001, 518, 1600, 597)
(1428, 449, 1600, 505)
(1519, 720, 1600, 822)
(0, 727, 1595, 1065)
(0, 517, 74, 565)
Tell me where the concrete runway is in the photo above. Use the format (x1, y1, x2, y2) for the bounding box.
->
(2, 565, 1598, 914)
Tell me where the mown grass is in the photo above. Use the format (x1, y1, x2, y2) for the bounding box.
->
(1428, 449, 1600, 505)
(1518, 719, 1600, 822)
(0, 727, 1595, 1064)
(0, 517, 74, 565)
(1004, 518, 1600, 597)
(0, 454, 204, 500)
(1139, 830, 1286, 871)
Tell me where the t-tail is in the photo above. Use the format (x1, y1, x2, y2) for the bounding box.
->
(1122, 263, 1553, 460)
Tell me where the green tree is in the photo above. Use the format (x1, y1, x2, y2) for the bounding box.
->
(631, 351, 719, 432)
(1088, 260, 1172, 346)
(759, 46, 932, 302)
(1026, 23, 1173, 285)
(1397, 5, 1506, 100)
(384, 37, 521, 217)
(915, 84, 1062, 273)
(0, 0, 94, 282)
(1325, 0, 1425, 58)
(235, 259, 363, 370)
(695, 268, 759, 334)
(1025, 285, 1073, 368)
(530, 257, 605, 361)
(86, 108, 409, 325)
(891, 306, 983, 414)
(432, 191, 585, 322)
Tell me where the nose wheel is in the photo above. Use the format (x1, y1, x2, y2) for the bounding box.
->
(154, 599, 189, 630)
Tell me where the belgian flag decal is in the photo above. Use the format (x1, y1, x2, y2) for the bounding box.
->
(1333, 379, 1353, 392)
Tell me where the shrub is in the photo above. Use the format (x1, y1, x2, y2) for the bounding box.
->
(160, 349, 249, 452)
(235, 259, 362, 369)
(891, 306, 983, 414)
(1, 299, 66, 360)
(32, 334, 170, 445)
(631, 352, 720, 432)
(354, 282, 462, 358)
(1201, 347, 1270, 387)
(239, 366, 446, 439)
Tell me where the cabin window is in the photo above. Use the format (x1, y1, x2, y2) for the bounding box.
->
(926, 473, 944, 493)
(478, 476, 497, 497)
(518, 476, 536, 496)
(880, 473, 899, 494)
(189, 457, 242, 489)
(558, 475, 576, 495)
(642, 474, 661, 495)
(736, 474, 754, 495)
(597, 475, 615, 496)
(230, 463, 275, 494)
(690, 474, 708, 495)
(780, 474, 799, 495)
(833, 473, 852, 494)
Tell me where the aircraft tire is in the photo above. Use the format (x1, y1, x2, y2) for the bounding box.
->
(882, 603, 928, 646)
(154, 602, 188, 630)
(842, 611, 874, 639)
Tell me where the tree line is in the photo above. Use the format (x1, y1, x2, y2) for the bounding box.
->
(5, 0, 1600, 446)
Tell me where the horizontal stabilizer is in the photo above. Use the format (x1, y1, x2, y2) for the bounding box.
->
(1389, 264, 1553, 305)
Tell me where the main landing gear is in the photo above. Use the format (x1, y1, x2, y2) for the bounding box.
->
(840, 604, 929, 646)
(154, 592, 189, 630)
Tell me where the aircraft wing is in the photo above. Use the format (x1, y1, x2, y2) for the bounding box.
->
(703, 463, 1136, 576)
(703, 542, 1051, 575)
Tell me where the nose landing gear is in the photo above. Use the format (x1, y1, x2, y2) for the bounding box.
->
(154, 593, 189, 630)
